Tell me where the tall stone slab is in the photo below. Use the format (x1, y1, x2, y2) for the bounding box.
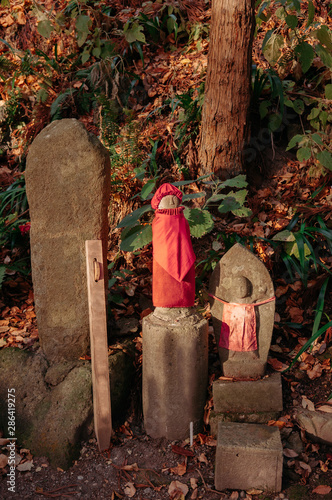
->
(26, 119, 111, 363)
(209, 243, 275, 378)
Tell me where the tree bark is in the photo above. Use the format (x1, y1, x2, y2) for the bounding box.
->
(199, 0, 255, 179)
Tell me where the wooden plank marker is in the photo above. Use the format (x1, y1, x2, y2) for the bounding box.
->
(85, 240, 112, 451)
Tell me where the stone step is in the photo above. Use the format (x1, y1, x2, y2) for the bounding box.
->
(215, 422, 283, 492)
(213, 372, 283, 413)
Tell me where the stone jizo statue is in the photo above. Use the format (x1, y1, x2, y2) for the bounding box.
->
(151, 183, 196, 308)
(209, 243, 276, 378)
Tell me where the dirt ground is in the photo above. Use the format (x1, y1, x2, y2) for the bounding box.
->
(0, 342, 331, 500)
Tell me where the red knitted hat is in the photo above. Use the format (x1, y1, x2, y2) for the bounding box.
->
(151, 183, 183, 209)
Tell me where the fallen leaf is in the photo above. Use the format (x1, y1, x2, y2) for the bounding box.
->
(283, 448, 299, 458)
(190, 489, 198, 499)
(190, 477, 198, 489)
(307, 363, 323, 380)
(289, 307, 303, 323)
(123, 482, 136, 498)
(0, 439, 9, 446)
(170, 461, 187, 476)
(246, 489, 263, 494)
(317, 405, 332, 413)
(16, 460, 34, 471)
(267, 357, 288, 371)
(198, 453, 208, 464)
(302, 396, 315, 411)
(312, 485, 332, 494)
(320, 460, 329, 472)
(168, 480, 189, 500)
(299, 461, 312, 473)
(122, 463, 138, 471)
(229, 492, 239, 500)
(172, 445, 194, 457)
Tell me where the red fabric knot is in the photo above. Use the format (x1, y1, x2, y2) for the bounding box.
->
(151, 183, 183, 210)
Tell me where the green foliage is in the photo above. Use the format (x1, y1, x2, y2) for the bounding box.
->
(272, 215, 332, 287)
(255, 0, 332, 166)
(286, 130, 332, 171)
(118, 174, 252, 252)
(204, 175, 252, 217)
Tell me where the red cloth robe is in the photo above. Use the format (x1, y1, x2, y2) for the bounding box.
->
(152, 207, 196, 307)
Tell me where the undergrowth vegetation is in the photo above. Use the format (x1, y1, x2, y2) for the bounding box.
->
(0, 0, 331, 366)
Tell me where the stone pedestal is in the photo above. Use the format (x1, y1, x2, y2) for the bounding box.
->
(215, 422, 283, 492)
(210, 373, 283, 435)
(143, 308, 208, 440)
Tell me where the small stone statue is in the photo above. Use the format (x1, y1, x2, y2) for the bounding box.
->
(209, 243, 276, 378)
(151, 183, 196, 308)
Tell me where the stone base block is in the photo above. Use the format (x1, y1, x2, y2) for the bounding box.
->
(209, 410, 280, 436)
(215, 422, 283, 492)
(143, 308, 208, 440)
(213, 372, 283, 413)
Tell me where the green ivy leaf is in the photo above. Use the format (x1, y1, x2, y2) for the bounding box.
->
(37, 20, 54, 38)
(293, 99, 304, 115)
(0, 266, 6, 289)
(315, 26, 332, 52)
(311, 133, 323, 145)
(272, 229, 295, 242)
(117, 204, 153, 228)
(286, 15, 298, 29)
(297, 147, 311, 162)
(315, 44, 332, 69)
(319, 110, 328, 128)
(232, 206, 253, 217)
(140, 179, 156, 200)
(325, 84, 332, 100)
(124, 21, 146, 44)
(218, 196, 241, 214)
(307, 0, 315, 27)
(263, 33, 284, 65)
(286, 134, 304, 150)
(182, 192, 206, 201)
(259, 100, 270, 119)
(81, 48, 90, 64)
(120, 224, 152, 252)
(76, 15, 91, 47)
(183, 208, 214, 238)
(307, 107, 320, 120)
(295, 42, 314, 73)
(220, 174, 248, 189)
(268, 112, 283, 132)
(100, 41, 116, 59)
(316, 151, 332, 171)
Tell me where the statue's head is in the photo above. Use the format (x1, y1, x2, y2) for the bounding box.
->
(151, 183, 182, 210)
(233, 276, 252, 299)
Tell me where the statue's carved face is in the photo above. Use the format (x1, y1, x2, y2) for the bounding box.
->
(158, 195, 180, 209)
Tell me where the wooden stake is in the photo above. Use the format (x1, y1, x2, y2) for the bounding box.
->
(85, 240, 112, 451)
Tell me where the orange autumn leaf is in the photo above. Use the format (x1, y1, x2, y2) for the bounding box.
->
(170, 461, 187, 476)
(312, 485, 332, 495)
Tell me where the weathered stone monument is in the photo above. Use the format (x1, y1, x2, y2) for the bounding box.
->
(0, 118, 122, 467)
(209, 244, 283, 492)
(25, 118, 111, 363)
(143, 184, 208, 440)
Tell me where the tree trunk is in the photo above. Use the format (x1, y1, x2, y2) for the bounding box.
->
(199, 0, 255, 179)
